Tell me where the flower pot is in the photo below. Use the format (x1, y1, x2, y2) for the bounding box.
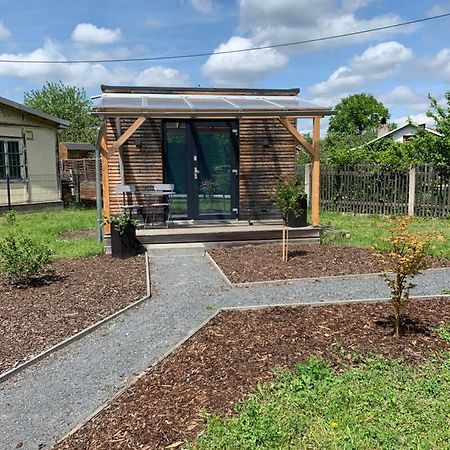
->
(110, 224, 143, 259)
(285, 196, 307, 227)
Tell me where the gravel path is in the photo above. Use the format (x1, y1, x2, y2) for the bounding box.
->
(1, 247, 449, 449)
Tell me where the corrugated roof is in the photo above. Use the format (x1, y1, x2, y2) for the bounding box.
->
(0, 96, 69, 128)
(93, 86, 334, 118)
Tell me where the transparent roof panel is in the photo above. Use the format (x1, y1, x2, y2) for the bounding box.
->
(94, 93, 332, 114)
(186, 97, 233, 110)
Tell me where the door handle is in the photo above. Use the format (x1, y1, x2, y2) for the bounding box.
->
(194, 167, 200, 180)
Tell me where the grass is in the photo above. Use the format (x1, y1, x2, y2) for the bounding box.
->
(0, 207, 102, 259)
(192, 353, 450, 450)
(318, 210, 450, 259)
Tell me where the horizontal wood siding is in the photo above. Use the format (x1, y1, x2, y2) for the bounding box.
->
(106, 117, 163, 215)
(105, 117, 296, 220)
(239, 118, 296, 219)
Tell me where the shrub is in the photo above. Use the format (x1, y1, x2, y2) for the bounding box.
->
(374, 216, 438, 337)
(104, 213, 139, 234)
(0, 235, 52, 284)
(272, 178, 306, 221)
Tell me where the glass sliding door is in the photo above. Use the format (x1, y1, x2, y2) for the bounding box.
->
(163, 120, 239, 220)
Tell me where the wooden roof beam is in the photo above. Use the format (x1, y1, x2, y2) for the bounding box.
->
(106, 116, 146, 158)
(278, 116, 316, 158)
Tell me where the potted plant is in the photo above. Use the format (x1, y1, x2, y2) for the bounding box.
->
(273, 178, 307, 227)
(105, 213, 143, 259)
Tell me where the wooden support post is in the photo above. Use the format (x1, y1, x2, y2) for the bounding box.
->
(312, 116, 321, 227)
(107, 116, 146, 158)
(408, 166, 416, 216)
(99, 126, 111, 233)
(278, 117, 315, 157)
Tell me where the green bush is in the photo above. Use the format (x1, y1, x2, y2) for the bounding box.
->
(0, 235, 53, 284)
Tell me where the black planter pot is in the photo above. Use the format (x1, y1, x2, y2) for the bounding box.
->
(285, 196, 307, 227)
(110, 224, 144, 259)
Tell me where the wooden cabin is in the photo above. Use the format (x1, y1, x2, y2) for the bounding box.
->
(94, 86, 334, 236)
(59, 142, 95, 160)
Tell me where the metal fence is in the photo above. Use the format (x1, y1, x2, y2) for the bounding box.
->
(302, 163, 450, 217)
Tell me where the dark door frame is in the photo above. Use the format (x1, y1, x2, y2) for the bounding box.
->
(163, 119, 239, 220)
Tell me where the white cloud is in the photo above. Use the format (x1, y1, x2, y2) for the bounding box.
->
(136, 66, 189, 86)
(0, 21, 11, 40)
(239, 0, 411, 51)
(426, 48, 450, 82)
(309, 41, 413, 97)
(202, 0, 414, 85)
(202, 36, 288, 86)
(189, 0, 216, 14)
(427, 2, 450, 16)
(71, 23, 121, 46)
(394, 113, 435, 128)
(379, 85, 429, 113)
(0, 40, 189, 88)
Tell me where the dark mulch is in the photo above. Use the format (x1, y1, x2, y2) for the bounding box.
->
(209, 243, 450, 283)
(55, 297, 450, 450)
(0, 255, 146, 374)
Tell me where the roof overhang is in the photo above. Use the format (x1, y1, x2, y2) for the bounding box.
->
(92, 89, 335, 119)
(0, 96, 69, 128)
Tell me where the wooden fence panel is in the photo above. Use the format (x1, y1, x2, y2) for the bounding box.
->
(415, 164, 450, 217)
(305, 163, 449, 217)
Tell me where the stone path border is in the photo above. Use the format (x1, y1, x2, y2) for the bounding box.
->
(0, 253, 151, 384)
(205, 250, 450, 287)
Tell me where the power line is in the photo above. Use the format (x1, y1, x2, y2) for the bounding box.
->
(1, 12, 449, 65)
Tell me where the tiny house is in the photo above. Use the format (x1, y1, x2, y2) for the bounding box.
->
(94, 85, 333, 233)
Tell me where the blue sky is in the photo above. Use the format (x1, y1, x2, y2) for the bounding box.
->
(0, 0, 449, 131)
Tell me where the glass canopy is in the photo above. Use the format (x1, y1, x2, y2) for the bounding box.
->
(94, 93, 333, 117)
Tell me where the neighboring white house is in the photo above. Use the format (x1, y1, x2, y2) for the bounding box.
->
(0, 96, 69, 211)
(367, 122, 443, 145)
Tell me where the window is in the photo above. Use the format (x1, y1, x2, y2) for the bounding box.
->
(0, 139, 25, 180)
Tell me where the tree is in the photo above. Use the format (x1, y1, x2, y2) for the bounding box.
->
(409, 91, 450, 175)
(374, 216, 438, 338)
(24, 81, 99, 144)
(328, 93, 390, 135)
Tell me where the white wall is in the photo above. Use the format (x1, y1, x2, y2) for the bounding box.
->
(0, 104, 61, 206)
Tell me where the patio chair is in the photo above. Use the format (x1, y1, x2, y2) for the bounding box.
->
(146, 183, 175, 228)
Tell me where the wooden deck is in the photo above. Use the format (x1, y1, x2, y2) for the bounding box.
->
(136, 221, 320, 245)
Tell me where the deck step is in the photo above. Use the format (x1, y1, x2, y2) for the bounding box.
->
(138, 226, 320, 245)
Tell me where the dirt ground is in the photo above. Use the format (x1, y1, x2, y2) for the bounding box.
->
(209, 243, 450, 283)
(55, 297, 450, 450)
(0, 255, 146, 374)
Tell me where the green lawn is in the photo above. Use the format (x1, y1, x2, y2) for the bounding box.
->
(192, 347, 450, 450)
(318, 211, 450, 259)
(0, 208, 102, 259)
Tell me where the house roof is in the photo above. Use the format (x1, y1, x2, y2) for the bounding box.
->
(61, 142, 96, 152)
(0, 96, 69, 128)
(93, 85, 335, 118)
(366, 122, 443, 146)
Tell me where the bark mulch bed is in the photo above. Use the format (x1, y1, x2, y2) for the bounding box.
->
(0, 255, 146, 375)
(55, 297, 450, 450)
(209, 243, 450, 283)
